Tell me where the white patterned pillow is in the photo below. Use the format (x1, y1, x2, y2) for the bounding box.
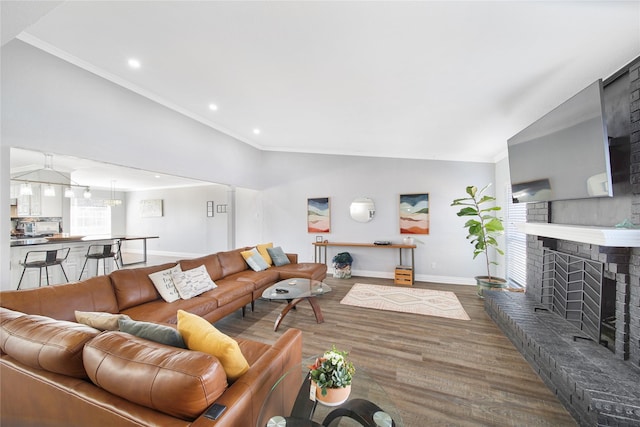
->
(148, 265, 182, 302)
(171, 265, 217, 300)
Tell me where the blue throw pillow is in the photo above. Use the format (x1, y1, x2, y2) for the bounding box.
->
(267, 246, 291, 267)
(241, 248, 270, 271)
(118, 318, 187, 348)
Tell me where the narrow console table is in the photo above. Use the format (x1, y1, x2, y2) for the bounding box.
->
(313, 242, 416, 284)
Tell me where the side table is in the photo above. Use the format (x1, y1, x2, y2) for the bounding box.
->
(257, 359, 402, 427)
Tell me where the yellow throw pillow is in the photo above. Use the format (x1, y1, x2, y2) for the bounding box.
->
(257, 242, 274, 265)
(241, 248, 269, 272)
(176, 310, 249, 381)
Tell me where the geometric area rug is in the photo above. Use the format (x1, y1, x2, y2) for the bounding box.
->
(340, 283, 470, 321)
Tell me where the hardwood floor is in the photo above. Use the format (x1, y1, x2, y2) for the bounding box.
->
(214, 276, 577, 427)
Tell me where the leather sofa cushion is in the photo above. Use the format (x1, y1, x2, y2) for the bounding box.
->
(229, 269, 281, 289)
(110, 263, 177, 310)
(179, 253, 224, 281)
(217, 247, 251, 277)
(272, 262, 328, 281)
(0, 308, 99, 378)
(120, 296, 218, 324)
(199, 280, 254, 306)
(83, 331, 228, 421)
(0, 306, 24, 325)
(0, 276, 118, 321)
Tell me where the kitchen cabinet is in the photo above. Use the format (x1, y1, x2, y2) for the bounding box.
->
(17, 184, 41, 216)
(40, 190, 63, 217)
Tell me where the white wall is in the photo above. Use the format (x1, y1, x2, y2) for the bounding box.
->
(125, 184, 230, 258)
(235, 187, 262, 249)
(259, 152, 496, 284)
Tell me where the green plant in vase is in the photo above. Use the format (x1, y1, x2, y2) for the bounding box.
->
(308, 346, 355, 406)
(451, 184, 507, 297)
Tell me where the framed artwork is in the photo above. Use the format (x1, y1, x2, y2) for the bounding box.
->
(399, 193, 429, 234)
(140, 199, 163, 218)
(308, 197, 330, 233)
(207, 201, 214, 217)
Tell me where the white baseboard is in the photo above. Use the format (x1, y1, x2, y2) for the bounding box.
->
(329, 268, 476, 286)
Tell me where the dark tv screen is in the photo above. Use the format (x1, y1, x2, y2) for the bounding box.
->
(507, 79, 612, 203)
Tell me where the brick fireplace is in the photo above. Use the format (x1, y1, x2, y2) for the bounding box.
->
(526, 222, 634, 361)
(485, 59, 640, 425)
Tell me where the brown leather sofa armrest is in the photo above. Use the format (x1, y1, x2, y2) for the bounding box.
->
(192, 329, 303, 427)
(286, 253, 298, 263)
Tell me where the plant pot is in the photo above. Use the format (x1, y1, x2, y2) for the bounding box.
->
(333, 264, 352, 279)
(313, 382, 351, 406)
(475, 276, 507, 298)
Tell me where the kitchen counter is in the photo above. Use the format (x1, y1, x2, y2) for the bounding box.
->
(9, 235, 159, 289)
(9, 235, 157, 247)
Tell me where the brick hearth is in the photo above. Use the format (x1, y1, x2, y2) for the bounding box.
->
(485, 291, 640, 426)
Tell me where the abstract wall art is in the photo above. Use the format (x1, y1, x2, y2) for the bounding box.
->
(399, 193, 429, 234)
(308, 197, 330, 233)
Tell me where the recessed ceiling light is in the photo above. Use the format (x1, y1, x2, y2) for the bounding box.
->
(128, 58, 141, 69)
(208, 103, 218, 111)
(253, 128, 261, 135)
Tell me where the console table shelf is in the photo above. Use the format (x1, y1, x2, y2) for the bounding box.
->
(313, 242, 416, 284)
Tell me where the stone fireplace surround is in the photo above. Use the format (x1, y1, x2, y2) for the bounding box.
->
(485, 59, 640, 425)
(485, 210, 640, 425)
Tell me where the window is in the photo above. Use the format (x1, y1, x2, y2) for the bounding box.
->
(505, 186, 527, 287)
(70, 199, 111, 235)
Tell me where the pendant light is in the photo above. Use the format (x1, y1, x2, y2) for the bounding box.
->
(104, 180, 122, 206)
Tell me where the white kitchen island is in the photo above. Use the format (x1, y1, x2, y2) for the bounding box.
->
(9, 235, 157, 290)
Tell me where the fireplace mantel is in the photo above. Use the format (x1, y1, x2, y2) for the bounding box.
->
(517, 222, 640, 247)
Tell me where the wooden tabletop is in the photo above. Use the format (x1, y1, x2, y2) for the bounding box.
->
(312, 242, 416, 249)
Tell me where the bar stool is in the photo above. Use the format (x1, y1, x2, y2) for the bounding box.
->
(17, 248, 70, 290)
(78, 244, 120, 279)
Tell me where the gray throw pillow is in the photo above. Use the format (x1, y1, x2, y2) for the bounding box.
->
(118, 318, 187, 349)
(267, 246, 291, 267)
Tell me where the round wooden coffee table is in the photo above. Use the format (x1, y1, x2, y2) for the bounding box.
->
(262, 278, 331, 331)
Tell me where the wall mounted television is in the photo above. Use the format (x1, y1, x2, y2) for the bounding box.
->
(507, 79, 613, 203)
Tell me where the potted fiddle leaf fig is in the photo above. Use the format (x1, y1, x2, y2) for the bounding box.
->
(451, 184, 507, 297)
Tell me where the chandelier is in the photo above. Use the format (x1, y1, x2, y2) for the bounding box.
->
(11, 153, 90, 199)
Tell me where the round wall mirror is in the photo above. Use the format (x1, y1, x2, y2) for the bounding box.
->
(350, 197, 376, 223)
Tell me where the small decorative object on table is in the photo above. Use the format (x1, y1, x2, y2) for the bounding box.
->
(309, 346, 356, 406)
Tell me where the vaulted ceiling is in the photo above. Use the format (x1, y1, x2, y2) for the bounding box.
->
(3, 1, 640, 170)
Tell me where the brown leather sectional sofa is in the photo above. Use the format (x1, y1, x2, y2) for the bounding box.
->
(0, 246, 327, 426)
